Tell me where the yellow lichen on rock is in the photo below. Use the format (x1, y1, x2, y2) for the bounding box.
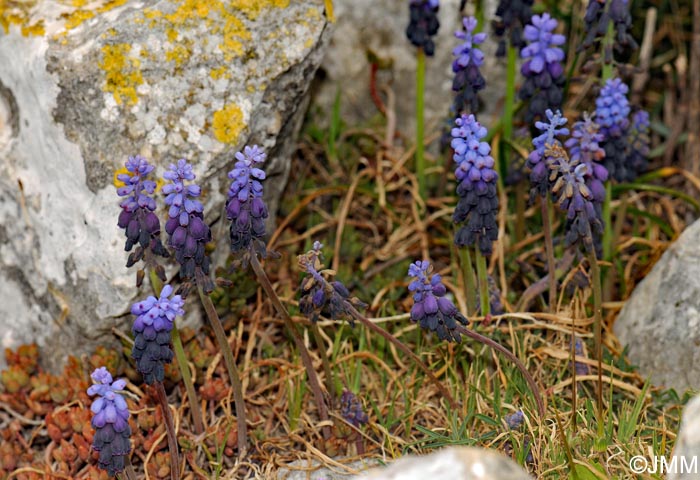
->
(212, 104, 245, 144)
(63, 10, 95, 30)
(166, 42, 192, 67)
(21, 21, 45, 36)
(99, 43, 144, 105)
(0, 1, 44, 36)
(229, 0, 289, 19)
(210, 66, 230, 80)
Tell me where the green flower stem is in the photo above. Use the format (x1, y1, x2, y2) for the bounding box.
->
(585, 233, 605, 437)
(602, 182, 612, 262)
(416, 48, 426, 199)
(344, 304, 458, 410)
(474, 247, 490, 317)
(541, 197, 557, 312)
(311, 323, 336, 408)
(454, 324, 545, 418)
(248, 250, 332, 439)
(460, 246, 477, 316)
(501, 44, 517, 176)
(148, 268, 204, 435)
(195, 271, 248, 456)
(155, 381, 180, 480)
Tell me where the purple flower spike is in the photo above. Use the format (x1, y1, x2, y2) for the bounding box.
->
(116, 155, 168, 265)
(451, 16, 487, 113)
(547, 144, 602, 252)
(131, 284, 184, 384)
(226, 145, 270, 256)
(582, 0, 637, 52)
(407, 260, 467, 343)
(87, 367, 131, 477)
(565, 113, 608, 203)
(406, 0, 440, 56)
(162, 159, 211, 279)
(527, 109, 569, 198)
(340, 390, 369, 428)
(298, 242, 366, 324)
(625, 109, 650, 180)
(596, 78, 638, 182)
(519, 13, 566, 123)
(596, 78, 630, 138)
(493, 0, 534, 56)
(451, 114, 499, 255)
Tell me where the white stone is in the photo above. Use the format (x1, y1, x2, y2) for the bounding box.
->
(615, 218, 700, 392)
(0, 0, 331, 370)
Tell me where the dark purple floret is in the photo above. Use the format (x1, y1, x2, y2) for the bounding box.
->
(130, 285, 184, 384)
(162, 159, 211, 279)
(581, 0, 637, 53)
(406, 0, 440, 56)
(547, 144, 602, 252)
(504, 410, 525, 429)
(565, 113, 608, 204)
(340, 389, 369, 428)
(298, 242, 366, 324)
(451, 16, 487, 114)
(116, 155, 168, 267)
(87, 367, 131, 477)
(226, 145, 269, 258)
(451, 114, 499, 256)
(519, 13, 566, 123)
(492, 0, 534, 56)
(408, 260, 467, 343)
(625, 109, 650, 180)
(527, 109, 569, 198)
(572, 338, 591, 375)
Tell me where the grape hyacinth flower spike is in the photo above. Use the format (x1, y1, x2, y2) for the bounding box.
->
(406, 0, 440, 56)
(595, 78, 632, 182)
(492, 0, 534, 56)
(626, 109, 650, 180)
(582, 0, 637, 52)
(116, 155, 168, 271)
(451, 114, 499, 256)
(565, 113, 608, 205)
(298, 241, 366, 324)
(226, 145, 269, 261)
(408, 260, 467, 343)
(547, 144, 602, 252)
(162, 159, 212, 280)
(519, 13, 566, 123)
(451, 16, 487, 114)
(131, 284, 184, 384)
(88, 367, 131, 477)
(527, 109, 569, 198)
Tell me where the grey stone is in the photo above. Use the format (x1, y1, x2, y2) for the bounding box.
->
(313, 0, 505, 136)
(614, 218, 700, 393)
(276, 459, 380, 479)
(668, 394, 700, 480)
(357, 447, 532, 479)
(0, 0, 330, 370)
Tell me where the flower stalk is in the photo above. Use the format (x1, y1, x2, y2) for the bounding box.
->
(248, 249, 332, 439)
(195, 269, 248, 455)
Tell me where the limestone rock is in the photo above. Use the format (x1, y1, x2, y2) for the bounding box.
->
(614, 219, 700, 392)
(313, 0, 505, 135)
(0, 0, 330, 370)
(357, 447, 532, 480)
(669, 394, 700, 480)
